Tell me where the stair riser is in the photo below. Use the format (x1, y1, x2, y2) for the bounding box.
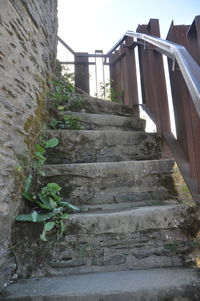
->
(46, 131, 161, 164)
(43, 160, 177, 205)
(47, 229, 185, 276)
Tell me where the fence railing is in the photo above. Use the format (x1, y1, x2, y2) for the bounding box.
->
(57, 16, 200, 205)
(57, 36, 107, 97)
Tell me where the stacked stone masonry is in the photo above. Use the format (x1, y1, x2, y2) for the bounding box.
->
(0, 0, 58, 289)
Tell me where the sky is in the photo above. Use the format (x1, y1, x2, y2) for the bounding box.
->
(57, 0, 200, 55)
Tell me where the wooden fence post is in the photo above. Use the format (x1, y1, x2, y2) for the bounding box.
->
(109, 38, 138, 109)
(136, 19, 171, 135)
(75, 53, 89, 94)
(166, 17, 200, 193)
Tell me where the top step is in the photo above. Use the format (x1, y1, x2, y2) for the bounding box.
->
(60, 91, 138, 116)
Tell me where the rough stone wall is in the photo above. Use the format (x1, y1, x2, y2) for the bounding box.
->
(0, 0, 58, 289)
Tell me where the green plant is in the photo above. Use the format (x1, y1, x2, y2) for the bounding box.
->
(99, 80, 123, 103)
(33, 137, 59, 176)
(16, 137, 79, 241)
(49, 69, 85, 111)
(49, 115, 83, 130)
(50, 78, 74, 107)
(164, 241, 180, 252)
(16, 181, 79, 241)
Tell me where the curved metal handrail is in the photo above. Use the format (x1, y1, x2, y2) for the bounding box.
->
(107, 31, 200, 119)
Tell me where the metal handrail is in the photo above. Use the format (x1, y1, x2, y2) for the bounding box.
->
(58, 36, 106, 58)
(106, 31, 200, 120)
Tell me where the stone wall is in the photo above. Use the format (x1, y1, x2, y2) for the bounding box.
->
(0, 0, 58, 289)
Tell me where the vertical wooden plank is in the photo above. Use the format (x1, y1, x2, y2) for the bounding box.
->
(109, 50, 123, 102)
(185, 17, 200, 190)
(75, 52, 89, 94)
(109, 39, 139, 108)
(136, 19, 171, 136)
(124, 37, 139, 109)
(167, 23, 190, 158)
(187, 16, 200, 65)
(166, 19, 200, 189)
(120, 43, 129, 105)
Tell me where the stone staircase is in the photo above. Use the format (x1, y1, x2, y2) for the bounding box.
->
(3, 95, 200, 300)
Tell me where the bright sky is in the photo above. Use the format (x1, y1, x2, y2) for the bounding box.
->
(58, 0, 199, 55)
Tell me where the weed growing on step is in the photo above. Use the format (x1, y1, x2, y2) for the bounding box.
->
(172, 164, 195, 206)
(164, 241, 180, 253)
(99, 80, 123, 103)
(49, 68, 85, 111)
(16, 137, 79, 241)
(49, 114, 84, 130)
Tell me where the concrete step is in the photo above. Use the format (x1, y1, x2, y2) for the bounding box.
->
(60, 112, 145, 131)
(11, 205, 194, 278)
(46, 130, 161, 164)
(43, 159, 177, 206)
(80, 199, 178, 212)
(69, 204, 186, 235)
(3, 268, 200, 300)
(59, 91, 138, 116)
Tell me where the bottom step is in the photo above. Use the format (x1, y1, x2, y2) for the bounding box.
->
(2, 268, 200, 300)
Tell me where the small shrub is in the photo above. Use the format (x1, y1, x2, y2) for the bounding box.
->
(49, 115, 83, 130)
(16, 137, 79, 241)
(99, 80, 123, 103)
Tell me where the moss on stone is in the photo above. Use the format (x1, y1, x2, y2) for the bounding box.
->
(160, 175, 178, 199)
(24, 82, 50, 155)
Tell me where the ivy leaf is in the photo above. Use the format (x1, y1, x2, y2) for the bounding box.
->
(36, 200, 52, 211)
(40, 221, 56, 241)
(34, 152, 46, 161)
(60, 220, 65, 235)
(35, 144, 45, 154)
(58, 106, 65, 111)
(53, 207, 63, 214)
(37, 170, 46, 177)
(49, 199, 57, 209)
(40, 231, 47, 242)
(44, 221, 55, 232)
(58, 201, 80, 212)
(16, 213, 35, 222)
(45, 138, 59, 149)
(31, 211, 38, 222)
(60, 213, 70, 219)
(33, 212, 56, 222)
(22, 191, 34, 201)
(16, 212, 56, 223)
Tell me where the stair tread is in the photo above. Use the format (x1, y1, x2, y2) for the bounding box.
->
(72, 204, 183, 217)
(44, 158, 173, 169)
(4, 268, 200, 300)
(68, 204, 187, 235)
(67, 111, 139, 119)
(80, 199, 178, 212)
(44, 159, 174, 177)
(47, 129, 152, 134)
